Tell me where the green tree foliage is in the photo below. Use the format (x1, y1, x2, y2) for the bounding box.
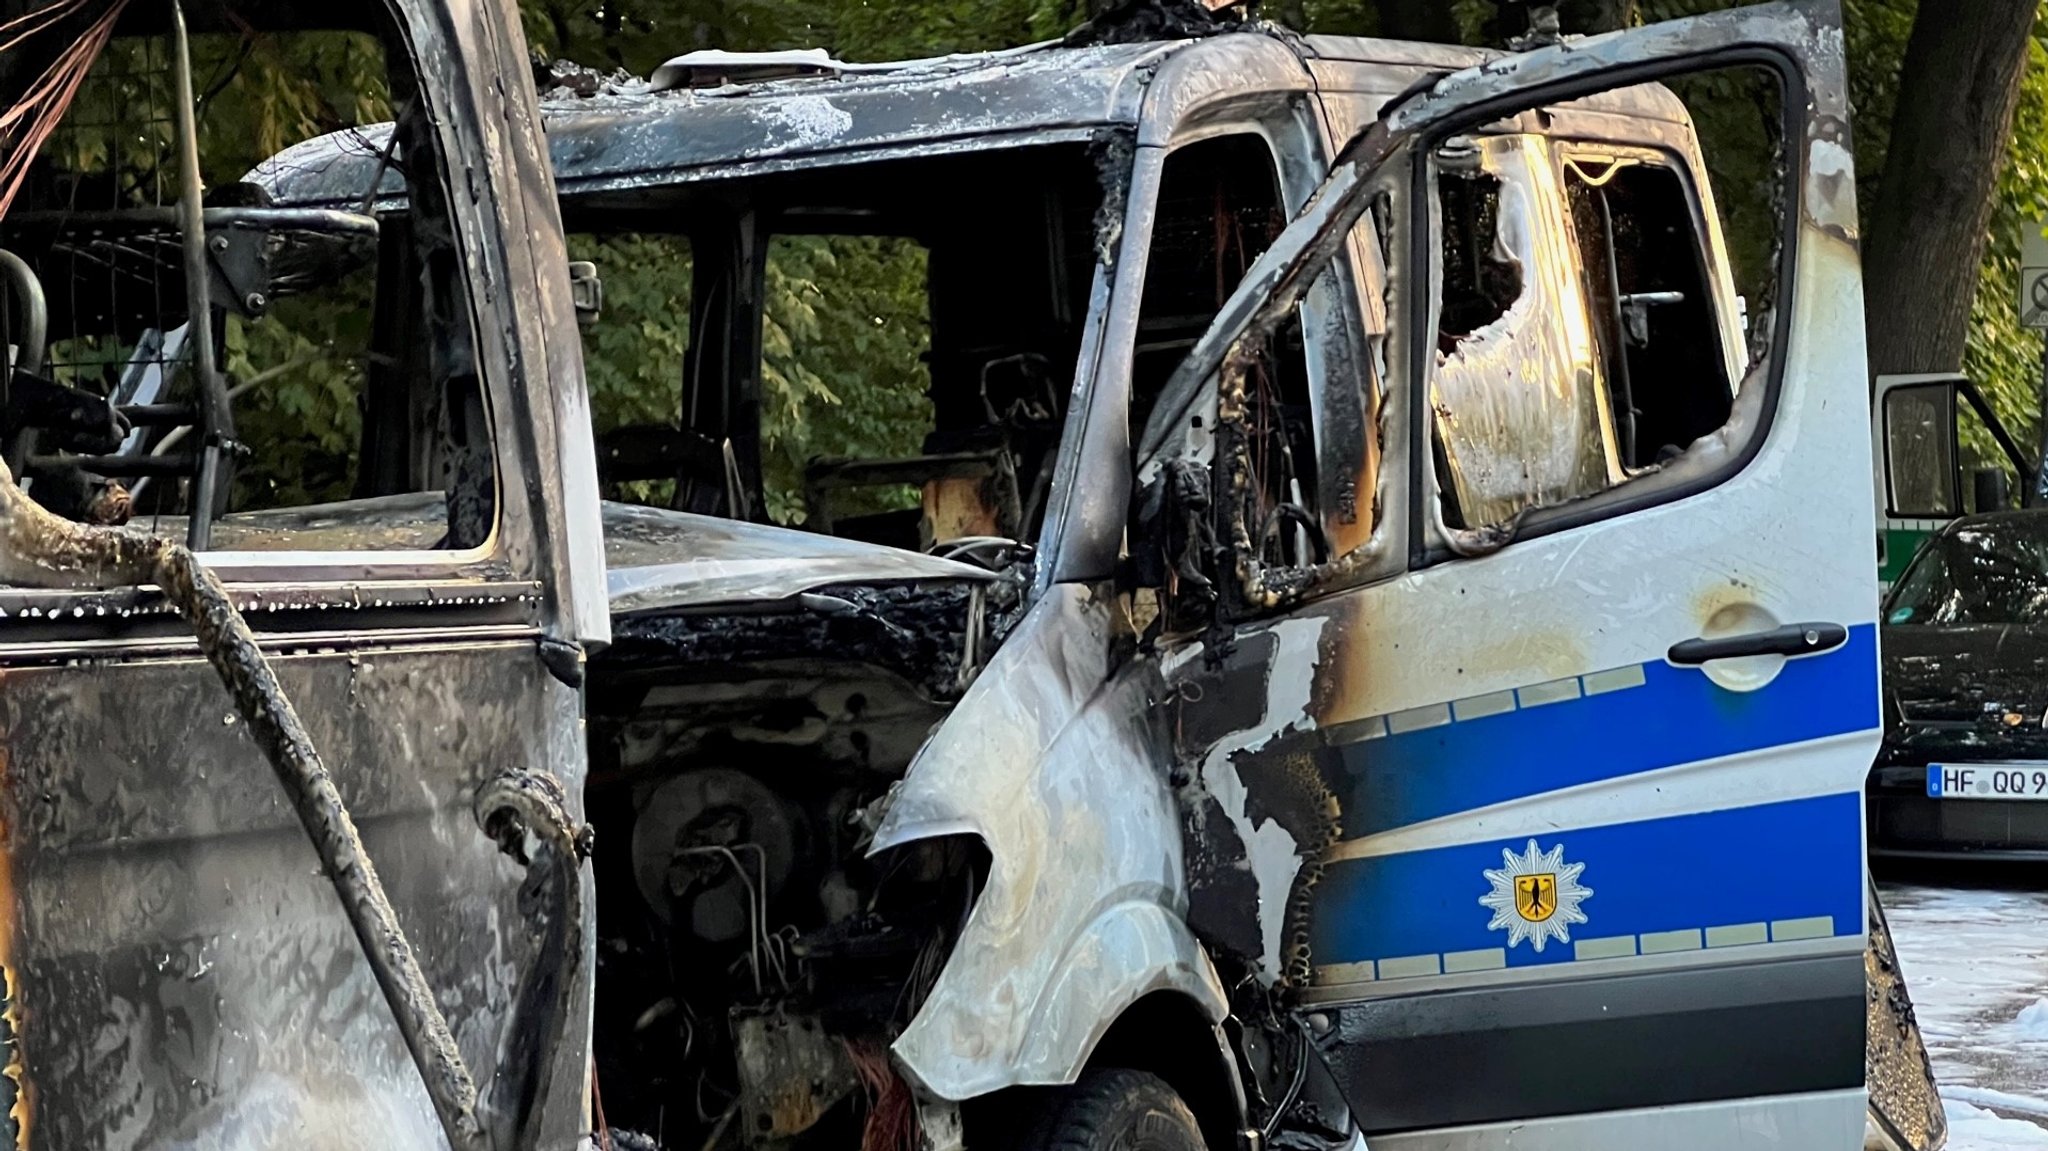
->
(758, 236, 933, 523)
(47, 30, 389, 508)
(1962, 21, 2048, 468)
(58, 0, 2045, 517)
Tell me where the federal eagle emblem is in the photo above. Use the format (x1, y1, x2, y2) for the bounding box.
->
(1480, 839, 1592, 952)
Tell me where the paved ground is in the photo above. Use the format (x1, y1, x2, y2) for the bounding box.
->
(1882, 876, 2048, 1148)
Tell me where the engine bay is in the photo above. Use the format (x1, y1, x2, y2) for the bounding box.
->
(586, 577, 1009, 1148)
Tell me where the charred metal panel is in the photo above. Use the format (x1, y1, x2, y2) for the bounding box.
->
(254, 43, 1181, 209)
(605, 581, 987, 700)
(1131, 34, 1317, 148)
(601, 503, 994, 615)
(874, 584, 1227, 1100)
(0, 638, 583, 1149)
(1166, 621, 1344, 988)
(392, 0, 609, 652)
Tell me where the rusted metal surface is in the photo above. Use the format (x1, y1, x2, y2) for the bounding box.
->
(731, 1010, 860, 1140)
(0, 451, 591, 1150)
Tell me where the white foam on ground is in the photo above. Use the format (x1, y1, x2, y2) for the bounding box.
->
(1947, 1087, 2048, 1119)
(1884, 884, 2048, 1150)
(1946, 1101, 2048, 1149)
(2015, 1000, 2048, 1041)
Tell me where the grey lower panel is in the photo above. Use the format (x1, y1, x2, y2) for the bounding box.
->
(1367, 1088, 1867, 1151)
(1316, 952, 1865, 1134)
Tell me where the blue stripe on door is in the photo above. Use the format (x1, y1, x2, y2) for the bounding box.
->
(1321, 624, 1879, 840)
(1308, 791, 1865, 969)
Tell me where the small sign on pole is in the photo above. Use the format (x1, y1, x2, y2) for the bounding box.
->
(2023, 226, 2048, 329)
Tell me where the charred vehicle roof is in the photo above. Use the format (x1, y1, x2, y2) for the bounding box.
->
(248, 31, 1691, 211)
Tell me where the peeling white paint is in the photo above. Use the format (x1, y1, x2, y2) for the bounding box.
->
(1199, 615, 1325, 981)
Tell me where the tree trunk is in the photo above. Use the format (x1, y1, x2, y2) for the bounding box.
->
(1374, 0, 1459, 43)
(1862, 0, 2038, 380)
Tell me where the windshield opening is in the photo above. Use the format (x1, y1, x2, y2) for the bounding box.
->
(561, 141, 1101, 552)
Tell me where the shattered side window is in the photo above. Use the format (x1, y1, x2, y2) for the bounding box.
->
(1426, 67, 1781, 538)
(1134, 133, 1321, 567)
(1431, 135, 1615, 530)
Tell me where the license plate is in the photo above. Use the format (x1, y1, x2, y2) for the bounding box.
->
(1927, 763, 2048, 800)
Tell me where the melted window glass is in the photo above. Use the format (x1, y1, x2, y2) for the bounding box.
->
(1431, 134, 1613, 530)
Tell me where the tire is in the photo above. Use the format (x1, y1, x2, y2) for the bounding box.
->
(1027, 1069, 1208, 1151)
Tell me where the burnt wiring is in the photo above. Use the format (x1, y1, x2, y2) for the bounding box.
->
(676, 842, 811, 999)
(0, 0, 130, 219)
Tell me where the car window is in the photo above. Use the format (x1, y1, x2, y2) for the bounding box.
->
(1889, 521, 2048, 626)
(4, 24, 493, 555)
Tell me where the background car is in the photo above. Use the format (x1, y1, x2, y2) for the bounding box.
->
(1869, 508, 2048, 859)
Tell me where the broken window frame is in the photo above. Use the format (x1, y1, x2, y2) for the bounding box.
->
(1118, 99, 1396, 616)
(0, 4, 569, 626)
(1129, 116, 1345, 566)
(1552, 138, 1749, 468)
(1414, 75, 1789, 561)
(1134, 29, 1807, 616)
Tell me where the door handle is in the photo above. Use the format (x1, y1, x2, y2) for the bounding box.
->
(1667, 622, 1848, 666)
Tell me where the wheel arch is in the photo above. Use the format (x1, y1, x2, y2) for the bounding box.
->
(1086, 991, 1248, 1151)
(958, 991, 1248, 1151)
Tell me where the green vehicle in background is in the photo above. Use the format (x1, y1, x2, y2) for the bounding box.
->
(1874, 372, 2037, 589)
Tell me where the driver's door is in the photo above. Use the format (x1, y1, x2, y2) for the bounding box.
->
(1147, 4, 1886, 1147)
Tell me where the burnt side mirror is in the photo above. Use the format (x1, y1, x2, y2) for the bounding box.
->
(1126, 458, 1219, 602)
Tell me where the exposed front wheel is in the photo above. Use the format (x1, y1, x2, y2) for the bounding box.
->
(1028, 1069, 1209, 1151)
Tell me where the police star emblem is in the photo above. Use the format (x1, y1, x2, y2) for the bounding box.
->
(1479, 839, 1592, 952)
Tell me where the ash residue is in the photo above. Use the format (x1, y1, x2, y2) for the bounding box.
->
(1090, 127, 1138, 266)
(530, 54, 640, 99)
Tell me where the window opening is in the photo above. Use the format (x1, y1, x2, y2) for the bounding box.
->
(1431, 135, 1614, 531)
(0, 16, 490, 555)
(0, 16, 491, 557)
(774, 233, 936, 545)
(1437, 167, 1519, 343)
(568, 143, 1096, 554)
(1957, 394, 2024, 515)
(580, 232, 696, 511)
(1134, 133, 1318, 567)
(1561, 154, 1732, 471)
(1883, 383, 1958, 518)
